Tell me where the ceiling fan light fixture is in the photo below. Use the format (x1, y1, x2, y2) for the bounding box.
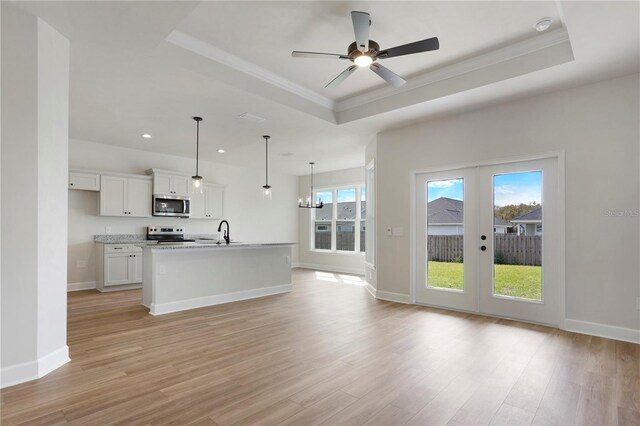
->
(354, 54, 373, 67)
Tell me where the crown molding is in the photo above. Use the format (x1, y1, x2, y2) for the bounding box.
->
(166, 30, 335, 111)
(335, 28, 571, 113)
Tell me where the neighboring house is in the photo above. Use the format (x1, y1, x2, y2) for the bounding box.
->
(511, 208, 542, 236)
(427, 197, 464, 235)
(427, 197, 513, 235)
(494, 217, 510, 234)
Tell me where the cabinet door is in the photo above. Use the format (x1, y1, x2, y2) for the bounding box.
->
(171, 175, 190, 197)
(127, 178, 152, 217)
(69, 172, 100, 191)
(153, 174, 171, 195)
(205, 186, 224, 219)
(190, 188, 206, 219)
(100, 176, 127, 216)
(129, 253, 143, 283)
(105, 253, 131, 286)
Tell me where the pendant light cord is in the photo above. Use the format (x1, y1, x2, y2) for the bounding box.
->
(195, 119, 200, 177)
(265, 136, 268, 186)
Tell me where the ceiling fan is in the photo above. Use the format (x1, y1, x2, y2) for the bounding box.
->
(292, 11, 439, 89)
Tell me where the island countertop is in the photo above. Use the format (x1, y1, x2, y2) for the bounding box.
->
(141, 242, 294, 315)
(142, 242, 296, 250)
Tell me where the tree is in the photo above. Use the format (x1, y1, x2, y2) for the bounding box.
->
(494, 202, 539, 222)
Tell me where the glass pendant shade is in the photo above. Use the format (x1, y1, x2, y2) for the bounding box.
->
(263, 185, 272, 200)
(192, 175, 203, 194)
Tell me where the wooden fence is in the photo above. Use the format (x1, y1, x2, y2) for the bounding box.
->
(428, 234, 542, 266)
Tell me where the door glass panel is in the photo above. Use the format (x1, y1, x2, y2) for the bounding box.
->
(426, 179, 464, 291)
(493, 171, 542, 300)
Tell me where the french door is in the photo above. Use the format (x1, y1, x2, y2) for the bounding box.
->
(415, 158, 559, 325)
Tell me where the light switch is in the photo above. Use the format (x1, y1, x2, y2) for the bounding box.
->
(76, 259, 88, 269)
(392, 227, 404, 236)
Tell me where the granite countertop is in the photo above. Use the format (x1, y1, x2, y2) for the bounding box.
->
(142, 242, 297, 250)
(94, 234, 220, 244)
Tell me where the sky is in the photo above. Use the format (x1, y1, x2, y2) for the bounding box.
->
(316, 187, 365, 204)
(427, 171, 542, 206)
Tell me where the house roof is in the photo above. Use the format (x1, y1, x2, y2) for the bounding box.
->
(511, 207, 542, 223)
(428, 197, 464, 225)
(494, 217, 510, 227)
(315, 201, 365, 221)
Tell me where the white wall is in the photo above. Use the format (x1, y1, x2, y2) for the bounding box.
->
(68, 139, 299, 287)
(297, 166, 365, 274)
(375, 73, 640, 333)
(1, 4, 70, 387)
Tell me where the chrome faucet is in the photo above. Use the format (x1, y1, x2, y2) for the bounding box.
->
(217, 220, 230, 244)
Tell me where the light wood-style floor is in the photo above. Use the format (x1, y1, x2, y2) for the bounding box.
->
(1, 268, 638, 425)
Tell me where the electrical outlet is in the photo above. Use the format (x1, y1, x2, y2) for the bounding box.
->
(105, 226, 112, 234)
(76, 259, 88, 269)
(159, 264, 166, 275)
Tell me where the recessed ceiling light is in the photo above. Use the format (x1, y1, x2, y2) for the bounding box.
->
(141, 133, 152, 139)
(534, 17, 553, 32)
(217, 149, 225, 154)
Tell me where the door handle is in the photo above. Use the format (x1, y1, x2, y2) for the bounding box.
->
(480, 245, 487, 251)
(480, 235, 487, 240)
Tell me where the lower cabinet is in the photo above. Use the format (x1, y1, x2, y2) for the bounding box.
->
(96, 244, 143, 291)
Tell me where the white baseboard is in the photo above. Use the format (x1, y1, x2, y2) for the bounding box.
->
(563, 318, 640, 344)
(376, 290, 411, 304)
(1, 345, 69, 389)
(149, 284, 293, 316)
(294, 263, 364, 276)
(365, 283, 377, 298)
(67, 281, 96, 291)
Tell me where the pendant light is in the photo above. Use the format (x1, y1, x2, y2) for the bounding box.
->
(298, 162, 323, 209)
(261, 135, 272, 200)
(191, 117, 204, 193)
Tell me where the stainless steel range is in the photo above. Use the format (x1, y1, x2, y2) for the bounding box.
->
(147, 226, 195, 244)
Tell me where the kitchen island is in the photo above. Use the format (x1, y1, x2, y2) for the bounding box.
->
(141, 242, 295, 315)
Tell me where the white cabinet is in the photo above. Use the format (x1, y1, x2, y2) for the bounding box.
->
(150, 172, 190, 196)
(97, 244, 144, 291)
(100, 175, 152, 217)
(190, 184, 224, 219)
(69, 171, 100, 191)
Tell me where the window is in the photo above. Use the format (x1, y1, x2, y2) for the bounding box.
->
(313, 184, 365, 253)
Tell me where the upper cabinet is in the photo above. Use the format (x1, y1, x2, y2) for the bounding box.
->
(190, 183, 224, 219)
(100, 175, 152, 217)
(146, 169, 190, 196)
(69, 171, 100, 191)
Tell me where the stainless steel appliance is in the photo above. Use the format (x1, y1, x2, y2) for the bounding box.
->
(147, 226, 195, 244)
(153, 194, 190, 218)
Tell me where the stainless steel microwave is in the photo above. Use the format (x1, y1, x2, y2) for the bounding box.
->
(152, 194, 190, 218)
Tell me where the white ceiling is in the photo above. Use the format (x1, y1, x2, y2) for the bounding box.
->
(10, 1, 640, 175)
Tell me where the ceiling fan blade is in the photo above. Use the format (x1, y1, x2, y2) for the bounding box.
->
(378, 37, 439, 59)
(351, 11, 370, 52)
(369, 63, 406, 88)
(292, 51, 349, 59)
(325, 65, 357, 89)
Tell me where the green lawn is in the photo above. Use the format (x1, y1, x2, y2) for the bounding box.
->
(428, 261, 542, 300)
